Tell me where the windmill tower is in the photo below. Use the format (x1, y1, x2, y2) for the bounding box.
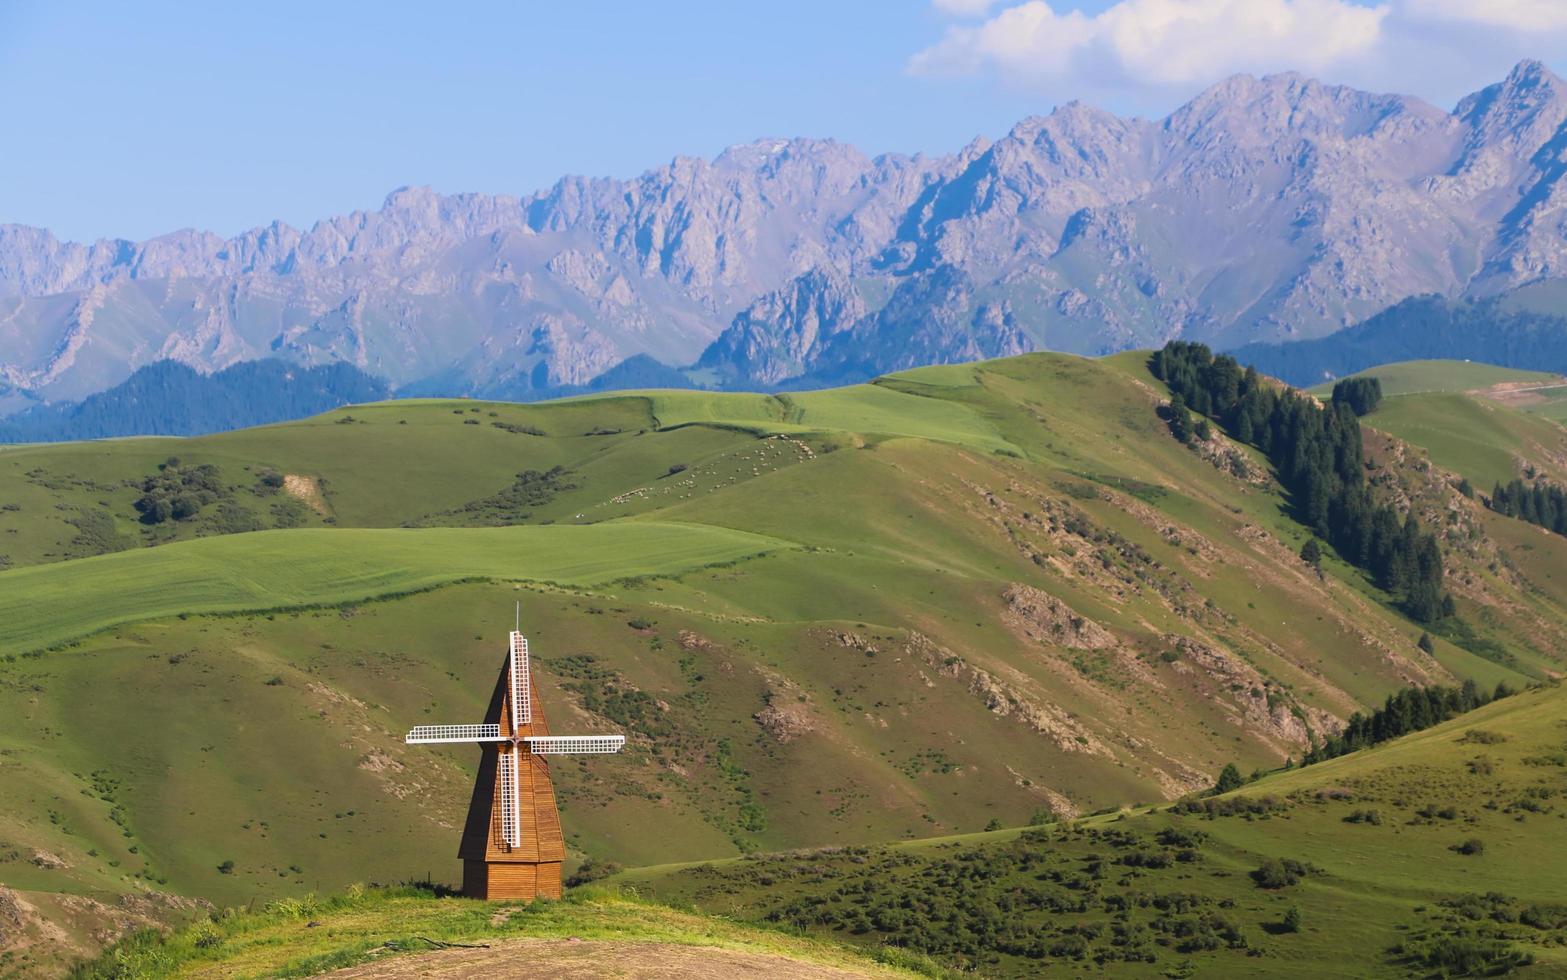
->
(406, 620, 624, 900)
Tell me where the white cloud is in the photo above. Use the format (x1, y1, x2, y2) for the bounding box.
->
(932, 0, 997, 16)
(1405, 0, 1567, 31)
(910, 0, 1390, 86)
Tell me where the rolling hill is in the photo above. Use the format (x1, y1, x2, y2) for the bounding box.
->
(620, 678, 1567, 977)
(5, 349, 1567, 976)
(1305, 360, 1563, 399)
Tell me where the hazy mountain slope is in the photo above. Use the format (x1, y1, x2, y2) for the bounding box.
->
(11, 64, 1567, 404)
(1231, 294, 1567, 387)
(0, 359, 388, 443)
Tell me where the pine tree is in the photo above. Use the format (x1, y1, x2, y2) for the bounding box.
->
(1167, 393, 1192, 443)
(1211, 763, 1245, 794)
(1282, 905, 1303, 933)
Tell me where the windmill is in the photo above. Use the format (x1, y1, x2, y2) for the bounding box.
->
(406, 616, 624, 900)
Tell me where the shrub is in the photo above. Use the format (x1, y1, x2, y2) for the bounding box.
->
(1520, 904, 1567, 930)
(1282, 905, 1303, 933)
(564, 857, 623, 888)
(134, 460, 227, 524)
(216, 860, 235, 875)
(1460, 729, 1507, 746)
(1453, 838, 1486, 856)
(1250, 858, 1314, 888)
(667, 463, 688, 476)
(1404, 936, 1532, 975)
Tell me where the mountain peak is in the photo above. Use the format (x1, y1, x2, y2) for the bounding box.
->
(1457, 59, 1567, 115)
(382, 185, 441, 211)
(1503, 58, 1561, 90)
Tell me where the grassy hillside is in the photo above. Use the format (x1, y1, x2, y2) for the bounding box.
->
(7, 351, 1567, 975)
(1305, 359, 1561, 397)
(0, 522, 786, 653)
(1297, 358, 1567, 490)
(622, 680, 1567, 977)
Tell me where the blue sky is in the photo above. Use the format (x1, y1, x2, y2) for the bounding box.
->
(2, 0, 1563, 242)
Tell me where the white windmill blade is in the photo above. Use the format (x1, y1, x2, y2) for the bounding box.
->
(509, 631, 531, 731)
(405, 724, 506, 744)
(497, 743, 520, 847)
(523, 735, 626, 755)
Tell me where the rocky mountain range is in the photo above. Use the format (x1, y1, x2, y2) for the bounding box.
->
(6, 60, 1567, 410)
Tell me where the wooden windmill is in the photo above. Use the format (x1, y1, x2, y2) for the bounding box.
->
(405, 622, 624, 900)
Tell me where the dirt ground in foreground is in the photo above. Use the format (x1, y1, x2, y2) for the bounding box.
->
(320, 937, 897, 979)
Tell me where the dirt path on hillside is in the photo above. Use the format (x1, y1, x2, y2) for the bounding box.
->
(321, 938, 896, 979)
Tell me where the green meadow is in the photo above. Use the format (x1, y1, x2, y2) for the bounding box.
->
(0, 522, 786, 654)
(7, 350, 1567, 976)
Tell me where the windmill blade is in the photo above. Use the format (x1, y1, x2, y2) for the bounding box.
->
(523, 735, 625, 755)
(509, 631, 531, 731)
(497, 744, 520, 847)
(405, 724, 505, 744)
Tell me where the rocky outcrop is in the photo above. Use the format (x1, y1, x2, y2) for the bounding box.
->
(1002, 584, 1116, 650)
(1165, 635, 1341, 750)
(697, 268, 867, 385)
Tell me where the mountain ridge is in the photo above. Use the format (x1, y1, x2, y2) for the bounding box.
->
(9, 62, 1567, 405)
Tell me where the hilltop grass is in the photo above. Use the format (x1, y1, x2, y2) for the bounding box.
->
(1304, 359, 1560, 397)
(0, 522, 787, 654)
(644, 382, 1018, 453)
(71, 886, 941, 979)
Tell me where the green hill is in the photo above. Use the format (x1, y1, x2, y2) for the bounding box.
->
(1305, 359, 1562, 397)
(7, 351, 1567, 975)
(0, 522, 787, 653)
(621, 680, 1567, 977)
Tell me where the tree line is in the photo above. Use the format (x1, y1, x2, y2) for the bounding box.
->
(1330, 376, 1382, 416)
(1151, 342, 1451, 622)
(1300, 680, 1511, 766)
(1489, 478, 1567, 536)
(0, 360, 388, 444)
